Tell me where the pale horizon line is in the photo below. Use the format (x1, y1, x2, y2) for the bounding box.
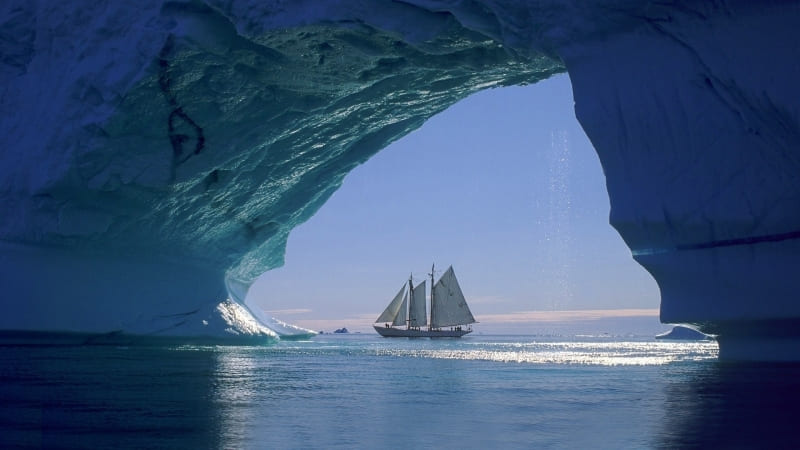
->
(478, 308, 660, 323)
(282, 308, 660, 332)
(261, 308, 313, 315)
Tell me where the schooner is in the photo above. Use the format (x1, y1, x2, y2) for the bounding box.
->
(373, 264, 476, 337)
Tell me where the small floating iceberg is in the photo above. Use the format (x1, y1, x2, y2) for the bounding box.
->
(656, 325, 713, 341)
(260, 315, 317, 340)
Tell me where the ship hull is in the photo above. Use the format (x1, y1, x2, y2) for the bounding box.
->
(373, 325, 472, 337)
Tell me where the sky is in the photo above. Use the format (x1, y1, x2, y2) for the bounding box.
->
(249, 73, 664, 334)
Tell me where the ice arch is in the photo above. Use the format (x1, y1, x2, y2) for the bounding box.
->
(1, 1, 798, 358)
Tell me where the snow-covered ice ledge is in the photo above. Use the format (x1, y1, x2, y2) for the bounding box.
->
(0, 240, 280, 342)
(2, 1, 799, 357)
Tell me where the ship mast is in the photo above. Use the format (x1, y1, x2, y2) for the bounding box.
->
(429, 263, 435, 331)
(408, 273, 413, 330)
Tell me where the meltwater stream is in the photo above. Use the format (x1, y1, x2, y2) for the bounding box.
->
(3, 334, 800, 448)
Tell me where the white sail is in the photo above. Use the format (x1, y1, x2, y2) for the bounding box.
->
(393, 290, 408, 326)
(430, 266, 476, 328)
(376, 284, 407, 324)
(409, 281, 427, 328)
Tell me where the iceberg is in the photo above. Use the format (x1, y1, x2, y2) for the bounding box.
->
(1, 1, 798, 357)
(655, 326, 712, 341)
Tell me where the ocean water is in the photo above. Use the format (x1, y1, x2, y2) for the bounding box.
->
(2, 333, 800, 449)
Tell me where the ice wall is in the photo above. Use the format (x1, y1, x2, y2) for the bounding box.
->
(1, 1, 798, 356)
(561, 1, 800, 360)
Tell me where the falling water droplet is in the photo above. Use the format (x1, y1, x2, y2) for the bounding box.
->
(541, 130, 573, 310)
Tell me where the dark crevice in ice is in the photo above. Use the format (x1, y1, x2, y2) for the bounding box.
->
(677, 229, 800, 251)
(158, 34, 206, 179)
(633, 229, 800, 256)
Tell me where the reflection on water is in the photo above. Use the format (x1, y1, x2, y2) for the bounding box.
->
(657, 362, 800, 448)
(0, 345, 224, 448)
(2, 338, 800, 447)
(380, 340, 717, 365)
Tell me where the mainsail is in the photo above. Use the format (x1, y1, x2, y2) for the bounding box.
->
(394, 291, 408, 326)
(430, 266, 476, 328)
(408, 281, 427, 327)
(376, 284, 408, 326)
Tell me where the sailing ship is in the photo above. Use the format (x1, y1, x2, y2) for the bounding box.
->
(373, 264, 476, 337)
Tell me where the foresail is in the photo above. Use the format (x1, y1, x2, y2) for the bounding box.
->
(430, 266, 476, 328)
(376, 284, 407, 324)
(409, 281, 427, 327)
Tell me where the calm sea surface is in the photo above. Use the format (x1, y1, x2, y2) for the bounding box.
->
(2, 333, 800, 449)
